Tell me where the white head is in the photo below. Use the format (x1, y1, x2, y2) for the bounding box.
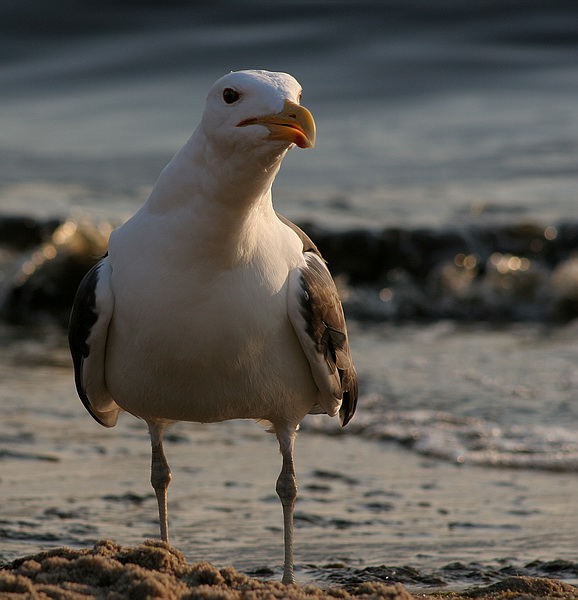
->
(200, 70, 316, 158)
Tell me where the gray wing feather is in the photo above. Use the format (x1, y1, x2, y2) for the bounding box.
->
(285, 220, 358, 426)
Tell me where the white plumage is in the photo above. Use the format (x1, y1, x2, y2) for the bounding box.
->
(69, 69, 357, 584)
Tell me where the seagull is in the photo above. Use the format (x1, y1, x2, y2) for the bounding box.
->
(68, 69, 357, 585)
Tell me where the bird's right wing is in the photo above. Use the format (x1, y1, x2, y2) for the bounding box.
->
(68, 257, 121, 427)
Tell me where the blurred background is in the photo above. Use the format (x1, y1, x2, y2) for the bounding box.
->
(1, 0, 577, 225)
(1, 0, 578, 582)
(1, 0, 578, 322)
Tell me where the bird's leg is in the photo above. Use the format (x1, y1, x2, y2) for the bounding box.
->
(148, 421, 172, 543)
(276, 427, 298, 585)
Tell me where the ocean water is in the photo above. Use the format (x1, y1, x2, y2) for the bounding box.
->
(0, 0, 577, 586)
(1, 1, 577, 226)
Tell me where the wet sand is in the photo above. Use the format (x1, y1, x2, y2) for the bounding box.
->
(1, 540, 577, 599)
(0, 326, 577, 597)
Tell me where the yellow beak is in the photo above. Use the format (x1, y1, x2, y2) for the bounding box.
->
(237, 99, 316, 149)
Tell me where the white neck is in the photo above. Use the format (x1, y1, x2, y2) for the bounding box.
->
(141, 127, 287, 266)
(147, 126, 286, 210)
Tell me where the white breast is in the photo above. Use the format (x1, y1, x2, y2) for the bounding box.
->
(103, 210, 319, 425)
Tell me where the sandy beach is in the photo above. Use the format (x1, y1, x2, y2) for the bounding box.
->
(0, 327, 577, 598)
(1, 540, 577, 599)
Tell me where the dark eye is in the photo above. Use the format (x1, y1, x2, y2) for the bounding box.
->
(223, 88, 241, 104)
(297, 91, 302, 103)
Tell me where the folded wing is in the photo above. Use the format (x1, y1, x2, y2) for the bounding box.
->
(68, 257, 120, 427)
(284, 217, 357, 426)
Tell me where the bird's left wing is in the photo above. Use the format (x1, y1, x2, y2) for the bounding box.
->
(68, 257, 121, 427)
(286, 224, 358, 427)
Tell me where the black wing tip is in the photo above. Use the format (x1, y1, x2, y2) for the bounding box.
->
(339, 396, 357, 428)
(339, 370, 358, 428)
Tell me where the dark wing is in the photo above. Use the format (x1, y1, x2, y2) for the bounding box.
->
(285, 219, 358, 427)
(68, 257, 120, 427)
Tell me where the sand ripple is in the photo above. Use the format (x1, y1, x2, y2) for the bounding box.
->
(1, 540, 576, 600)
